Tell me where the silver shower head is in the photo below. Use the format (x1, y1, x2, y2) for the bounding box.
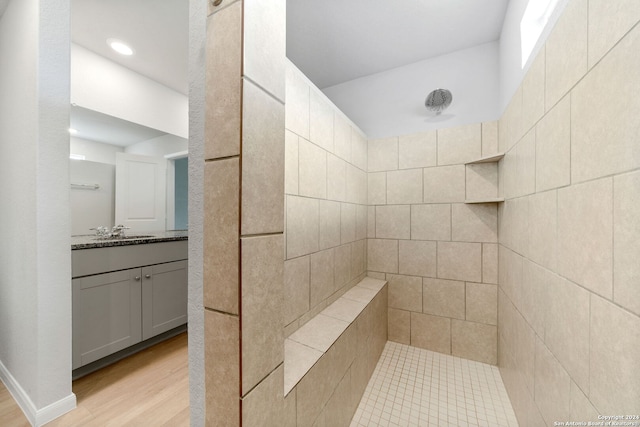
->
(425, 89, 452, 115)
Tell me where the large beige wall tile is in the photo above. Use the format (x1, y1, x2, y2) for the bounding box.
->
(534, 338, 571, 425)
(241, 235, 283, 393)
(355, 205, 367, 241)
(243, 0, 285, 101)
(388, 308, 410, 344)
(590, 295, 640, 414)
(499, 197, 529, 256)
(465, 163, 498, 201)
(411, 204, 451, 241)
(285, 63, 309, 139)
(499, 246, 524, 310)
(368, 137, 398, 172)
(410, 312, 451, 354)
(545, 0, 588, 108)
(482, 243, 498, 284)
(309, 249, 335, 307)
(528, 190, 557, 271)
(283, 389, 296, 427)
(451, 320, 496, 364)
(466, 282, 497, 325)
(205, 3, 241, 160)
(521, 260, 549, 338)
(285, 130, 298, 195)
(324, 370, 353, 427)
(205, 310, 239, 427)
(351, 130, 367, 171)
(536, 95, 570, 192)
(334, 244, 351, 289)
(346, 165, 367, 205)
(481, 121, 499, 156)
(499, 87, 522, 152)
(521, 48, 546, 133)
(387, 274, 422, 312)
(614, 171, 640, 316)
(545, 276, 590, 393)
(298, 137, 326, 199)
(204, 158, 239, 313)
(350, 240, 365, 280)
(398, 131, 437, 169)
(437, 242, 482, 282)
(284, 256, 310, 325)
(513, 311, 536, 394)
(399, 240, 437, 278)
(451, 203, 497, 243)
(241, 80, 284, 235)
(367, 206, 375, 239)
(422, 278, 465, 320)
(333, 114, 351, 163)
(340, 203, 356, 244)
(286, 195, 318, 259)
(318, 200, 340, 250)
(437, 123, 481, 166)
(516, 129, 536, 197)
(326, 154, 346, 202)
(242, 365, 284, 427)
(569, 380, 600, 421)
(309, 90, 334, 152)
(386, 169, 423, 204)
(375, 205, 410, 239)
(588, 0, 640, 67)
(368, 239, 398, 273)
(571, 24, 640, 183)
(368, 172, 386, 205)
(557, 178, 613, 298)
(423, 165, 466, 203)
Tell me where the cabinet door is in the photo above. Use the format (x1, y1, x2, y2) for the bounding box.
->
(141, 260, 188, 340)
(72, 269, 142, 369)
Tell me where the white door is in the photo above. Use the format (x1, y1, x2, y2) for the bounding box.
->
(115, 152, 166, 232)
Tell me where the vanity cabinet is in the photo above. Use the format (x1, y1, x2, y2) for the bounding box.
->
(71, 241, 187, 370)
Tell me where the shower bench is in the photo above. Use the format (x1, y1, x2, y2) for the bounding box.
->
(284, 277, 388, 426)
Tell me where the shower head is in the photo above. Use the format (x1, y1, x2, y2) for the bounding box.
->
(425, 89, 453, 115)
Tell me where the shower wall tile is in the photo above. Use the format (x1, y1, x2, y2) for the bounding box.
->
(241, 80, 284, 235)
(285, 130, 298, 195)
(388, 308, 410, 344)
(451, 203, 497, 243)
(535, 95, 570, 192)
(423, 165, 466, 203)
(451, 320, 497, 365)
(243, 0, 285, 101)
(318, 200, 341, 250)
(340, 203, 356, 244)
(351, 130, 367, 171)
(422, 278, 465, 320)
(499, 197, 529, 256)
(284, 256, 310, 326)
(398, 131, 437, 169)
(333, 114, 351, 163)
(368, 137, 398, 172)
(367, 206, 375, 238)
(334, 244, 351, 290)
(410, 204, 451, 241)
(368, 172, 386, 205)
(326, 154, 346, 202)
(481, 121, 499, 156)
(375, 205, 410, 239)
(466, 282, 497, 325)
(569, 380, 600, 421)
(613, 170, 640, 316)
(386, 169, 422, 204)
(205, 3, 242, 160)
(399, 240, 437, 278)
(285, 62, 310, 139)
(310, 90, 334, 152)
(527, 190, 557, 271)
(410, 312, 451, 354)
(465, 163, 498, 201)
(387, 274, 423, 312)
(298, 137, 326, 199)
(521, 47, 546, 133)
(534, 337, 571, 425)
(242, 365, 284, 427)
(437, 242, 482, 282)
(346, 164, 367, 205)
(515, 129, 536, 197)
(355, 204, 367, 241)
(499, 86, 522, 152)
(571, 24, 640, 183)
(436, 123, 482, 166)
(587, 0, 640, 67)
(368, 239, 398, 273)
(544, 0, 588, 108)
(310, 249, 335, 307)
(557, 178, 613, 299)
(350, 240, 366, 280)
(589, 295, 640, 414)
(482, 243, 498, 285)
(203, 158, 239, 314)
(286, 195, 319, 259)
(520, 260, 549, 338)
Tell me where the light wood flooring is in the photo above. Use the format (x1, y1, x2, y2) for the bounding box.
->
(0, 333, 189, 427)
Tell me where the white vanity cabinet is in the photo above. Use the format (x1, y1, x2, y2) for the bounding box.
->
(71, 240, 187, 370)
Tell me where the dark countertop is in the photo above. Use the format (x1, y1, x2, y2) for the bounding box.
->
(71, 230, 188, 250)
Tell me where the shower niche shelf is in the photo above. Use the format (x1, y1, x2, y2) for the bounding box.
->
(464, 152, 504, 204)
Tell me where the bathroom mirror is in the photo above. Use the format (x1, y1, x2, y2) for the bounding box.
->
(69, 106, 188, 235)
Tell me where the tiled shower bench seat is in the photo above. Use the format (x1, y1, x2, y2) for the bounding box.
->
(284, 277, 388, 427)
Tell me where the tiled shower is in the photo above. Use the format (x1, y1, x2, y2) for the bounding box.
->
(202, 0, 640, 425)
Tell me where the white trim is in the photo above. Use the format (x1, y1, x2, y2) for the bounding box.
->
(164, 150, 188, 160)
(0, 359, 76, 426)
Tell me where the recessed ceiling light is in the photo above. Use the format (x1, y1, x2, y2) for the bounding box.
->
(107, 38, 134, 56)
(68, 128, 78, 134)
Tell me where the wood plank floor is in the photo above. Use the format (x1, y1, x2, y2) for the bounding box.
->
(0, 333, 189, 426)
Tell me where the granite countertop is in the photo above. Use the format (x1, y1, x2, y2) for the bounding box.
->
(71, 230, 188, 250)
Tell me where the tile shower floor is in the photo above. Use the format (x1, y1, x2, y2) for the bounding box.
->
(350, 342, 518, 427)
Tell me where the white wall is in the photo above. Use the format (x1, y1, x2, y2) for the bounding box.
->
(70, 136, 123, 164)
(71, 44, 188, 139)
(0, 0, 75, 424)
(322, 41, 500, 139)
(125, 134, 188, 157)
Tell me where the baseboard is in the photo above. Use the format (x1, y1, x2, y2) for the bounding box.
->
(0, 359, 76, 426)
